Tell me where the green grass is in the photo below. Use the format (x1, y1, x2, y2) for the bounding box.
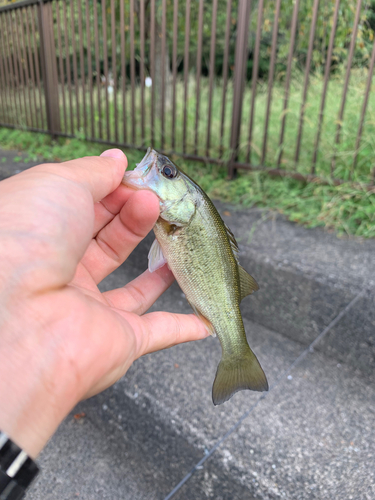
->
(0, 126, 374, 238)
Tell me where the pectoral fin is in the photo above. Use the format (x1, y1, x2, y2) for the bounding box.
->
(148, 238, 168, 273)
(238, 265, 259, 301)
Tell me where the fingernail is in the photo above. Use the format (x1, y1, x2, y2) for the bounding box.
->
(100, 148, 126, 160)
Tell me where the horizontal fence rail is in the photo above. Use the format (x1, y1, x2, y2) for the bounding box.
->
(0, 0, 375, 186)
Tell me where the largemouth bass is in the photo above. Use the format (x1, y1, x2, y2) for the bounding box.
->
(123, 149, 268, 405)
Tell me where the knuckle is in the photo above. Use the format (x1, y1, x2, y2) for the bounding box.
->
(95, 234, 121, 263)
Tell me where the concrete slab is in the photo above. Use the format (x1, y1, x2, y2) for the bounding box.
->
(0, 149, 373, 499)
(27, 305, 374, 500)
(195, 347, 375, 500)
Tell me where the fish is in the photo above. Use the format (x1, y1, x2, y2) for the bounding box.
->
(122, 148, 268, 405)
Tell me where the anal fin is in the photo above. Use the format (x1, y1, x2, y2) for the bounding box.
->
(238, 265, 259, 301)
(188, 301, 216, 337)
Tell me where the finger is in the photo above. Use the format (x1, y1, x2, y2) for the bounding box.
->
(30, 149, 128, 205)
(92, 149, 138, 234)
(63, 149, 128, 203)
(133, 311, 210, 357)
(93, 183, 140, 236)
(80, 189, 159, 283)
(82, 309, 209, 399)
(103, 265, 175, 315)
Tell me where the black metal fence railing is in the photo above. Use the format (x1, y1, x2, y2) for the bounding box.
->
(0, 0, 374, 186)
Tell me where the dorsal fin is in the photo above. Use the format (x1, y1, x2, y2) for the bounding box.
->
(224, 222, 259, 300)
(238, 265, 259, 301)
(224, 222, 240, 263)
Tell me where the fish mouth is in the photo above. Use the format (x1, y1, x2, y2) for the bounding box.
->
(122, 147, 157, 189)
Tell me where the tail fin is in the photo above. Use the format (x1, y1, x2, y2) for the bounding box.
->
(212, 347, 268, 405)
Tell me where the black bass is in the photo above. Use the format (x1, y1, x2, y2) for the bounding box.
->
(123, 149, 268, 405)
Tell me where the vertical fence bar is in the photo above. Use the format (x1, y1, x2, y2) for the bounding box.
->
(8, 11, 22, 124)
(2, 14, 19, 125)
(93, 0, 102, 138)
(23, 7, 37, 128)
(294, 0, 319, 167)
(130, 0, 136, 143)
(17, 8, 32, 127)
(55, 2, 67, 133)
(161, 0, 167, 150)
(4, 13, 15, 121)
(171, 0, 178, 150)
(219, 0, 232, 157)
(330, 0, 362, 176)
(182, 0, 191, 154)
(50, 2, 60, 129)
(111, 0, 118, 143)
(24, 7, 39, 129)
(206, 0, 218, 157)
(39, 0, 61, 135)
(0, 17, 8, 121)
(261, 0, 281, 165)
(139, 0, 145, 145)
(150, 0, 155, 146)
(11, 9, 25, 125)
(85, 0, 94, 138)
(321, 0, 329, 65)
(229, 0, 251, 176)
(63, 0, 74, 133)
(120, 0, 127, 143)
(194, 0, 204, 155)
(101, 0, 110, 141)
(70, 0, 80, 131)
(246, 0, 264, 163)
(311, 0, 340, 175)
(18, 9, 34, 126)
(277, 0, 300, 167)
(21, 8, 33, 126)
(31, 5, 45, 129)
(77, 0, 87, 137)
(352, 35, 375, 175)
(0, 16, 8, 123)
(14, 9, 28, 125)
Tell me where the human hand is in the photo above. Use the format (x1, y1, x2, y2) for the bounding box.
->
(0, 149, 208, 458)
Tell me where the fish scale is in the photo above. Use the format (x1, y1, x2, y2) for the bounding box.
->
(123, 148, 268, 405)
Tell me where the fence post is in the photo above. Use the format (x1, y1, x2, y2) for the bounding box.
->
(228, 0, 251, 178)
(38, 0, 61, 136)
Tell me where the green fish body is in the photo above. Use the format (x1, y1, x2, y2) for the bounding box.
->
(123, 149, 268, 404)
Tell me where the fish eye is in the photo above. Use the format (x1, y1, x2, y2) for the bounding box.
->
(161, 164, 177, 179)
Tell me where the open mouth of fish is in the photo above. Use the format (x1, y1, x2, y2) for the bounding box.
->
(122, 147, 156, 188)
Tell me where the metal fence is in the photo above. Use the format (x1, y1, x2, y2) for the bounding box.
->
(0, 0, 375, 185)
